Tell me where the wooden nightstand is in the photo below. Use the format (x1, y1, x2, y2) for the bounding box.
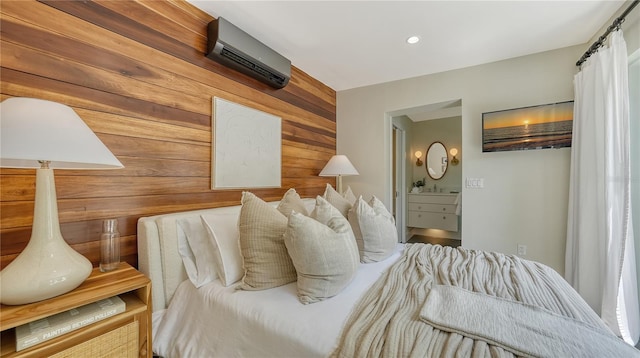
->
(0, 263, 151, 358)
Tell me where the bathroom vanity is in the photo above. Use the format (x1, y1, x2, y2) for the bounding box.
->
(407, 193, 459, 232)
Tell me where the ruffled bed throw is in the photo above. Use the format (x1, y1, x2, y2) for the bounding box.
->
(332, 244, 639, 358)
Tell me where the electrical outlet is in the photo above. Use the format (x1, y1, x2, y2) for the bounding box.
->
(517, 244, 527, 256)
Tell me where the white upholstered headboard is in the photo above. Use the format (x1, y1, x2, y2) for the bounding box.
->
(137, 198, 317, 312)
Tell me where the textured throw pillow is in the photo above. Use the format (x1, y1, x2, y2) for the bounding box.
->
(237, 191, 297, 290)
(348, 195, 398, 263)
(343, 186, 357, 205)
(277, 188, 309, 217)
(322, 183, 352, 217)
(284, 210, 360, 305)
(200, 213, 244, 287)
(311, 195, 343, 225)
(177, 217, 218, 287)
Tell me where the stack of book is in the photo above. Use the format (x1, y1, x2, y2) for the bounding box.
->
(15, 295, 126, 351)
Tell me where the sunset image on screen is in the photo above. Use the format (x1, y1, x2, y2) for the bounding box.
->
(482, 101, 574, 152)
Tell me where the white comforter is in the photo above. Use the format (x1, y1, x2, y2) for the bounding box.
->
(153, 244, 404, 358)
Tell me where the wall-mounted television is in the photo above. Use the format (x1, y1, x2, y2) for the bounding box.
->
(482, 100, 574, 152)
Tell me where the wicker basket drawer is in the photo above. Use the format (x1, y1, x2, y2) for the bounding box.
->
(49, 321, 138, 358)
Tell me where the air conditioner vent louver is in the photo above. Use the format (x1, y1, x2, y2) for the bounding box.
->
(206, 17, 291, 89)
(219, 48, 287, 87)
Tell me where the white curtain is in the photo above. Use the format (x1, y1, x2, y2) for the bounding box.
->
(566, 30, 639, 345)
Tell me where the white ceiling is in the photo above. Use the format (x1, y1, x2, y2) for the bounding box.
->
(188, 1, 625, 91)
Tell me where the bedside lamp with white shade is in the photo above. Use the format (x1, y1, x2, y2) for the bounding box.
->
(318, 154, 359, 194)
(0, 97, 124, 305)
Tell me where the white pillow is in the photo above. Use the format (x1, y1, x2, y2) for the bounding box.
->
(322, 183, 352, 217)
(348, 195, 398, 263)
(284, 209, 360, 304)
(200, 213, 244, 287)
(176, 217, 218, 287)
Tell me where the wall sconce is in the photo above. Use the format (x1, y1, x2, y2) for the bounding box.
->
(414, 151, 423, 166)
(449, 148, 460, 165)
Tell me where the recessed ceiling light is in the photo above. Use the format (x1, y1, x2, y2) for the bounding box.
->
(406, 36, 420, 44)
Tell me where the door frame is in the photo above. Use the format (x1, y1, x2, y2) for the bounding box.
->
(392, 124, 407, 243)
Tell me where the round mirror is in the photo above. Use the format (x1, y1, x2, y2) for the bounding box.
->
(426, 141, 448, 180)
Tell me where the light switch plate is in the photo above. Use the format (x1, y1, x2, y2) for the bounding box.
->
(465, 178, 484, 188)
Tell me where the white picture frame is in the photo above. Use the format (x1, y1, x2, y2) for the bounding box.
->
(212, 97, 281, 189)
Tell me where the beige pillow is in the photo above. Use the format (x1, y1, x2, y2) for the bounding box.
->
(310, 195, 338, 224)
(322, 183, 352, 217)
(277, 188, 309, 217)
(348, 195, 398, 263)
(343, 186, 357, 205)
(237, 192, 296, 290)
(284, 209, 359, 304)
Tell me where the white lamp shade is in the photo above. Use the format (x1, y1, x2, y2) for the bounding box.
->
(0, 97, 123, 169)
(319, 155, 359, 177)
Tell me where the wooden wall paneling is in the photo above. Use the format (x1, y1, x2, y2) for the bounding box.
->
(282, 122, 336, 150)
(97, 0, 209, 51)
(1, 41, 211, 115)
(75, 109, 210, 145)
(0, 70, 209, 130)
(1, 189, 254, 237)
(0, 0, 336, 270)
(2, 3, 335, 128)
(39, 0, 336, 118)
(2, 5, 247, 120)
(3, 1, 335, 107)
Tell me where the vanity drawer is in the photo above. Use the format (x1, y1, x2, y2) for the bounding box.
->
(408, 194, 457, 205)
(408, 203, 456, 214)
(408, 211, 458, 231)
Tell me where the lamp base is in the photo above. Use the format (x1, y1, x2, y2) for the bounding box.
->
(0, 168, 92, 305)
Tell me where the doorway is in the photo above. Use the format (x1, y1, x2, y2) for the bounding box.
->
(387, 99, 463, 245)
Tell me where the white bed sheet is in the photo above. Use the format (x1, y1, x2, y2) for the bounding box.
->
(153, 244, 405, 358)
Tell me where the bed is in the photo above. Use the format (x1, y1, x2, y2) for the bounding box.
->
(137, 189, 638, 358)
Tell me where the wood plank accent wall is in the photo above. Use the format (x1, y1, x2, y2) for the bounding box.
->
(0, 0, 336, 270)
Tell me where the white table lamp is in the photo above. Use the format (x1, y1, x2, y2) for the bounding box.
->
(319, 155, 359, 194)
(0, 97, 124, 305)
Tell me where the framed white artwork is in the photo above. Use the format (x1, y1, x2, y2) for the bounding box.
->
(212, 97, 281, 189)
